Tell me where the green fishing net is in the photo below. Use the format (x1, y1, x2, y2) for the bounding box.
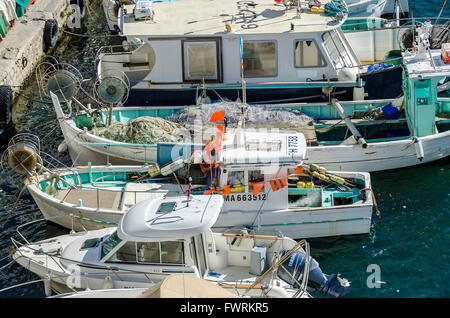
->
(93, 116, 182, 144)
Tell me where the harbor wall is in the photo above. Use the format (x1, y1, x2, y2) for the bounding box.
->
(0, 0, 70, 91)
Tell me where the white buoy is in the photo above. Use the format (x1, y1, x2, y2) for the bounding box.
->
(58, 141, 68, 153)
(102, 276, 114, 289)
(414, 138, 424, 161)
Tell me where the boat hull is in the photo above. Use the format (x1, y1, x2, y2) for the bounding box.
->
(61, 112, 450, 173)
(27, 185, 121, 231)
(123, 67, 403, 107)
(306, 131, 450, 172)
(60, 119, 157, 166)
(27, 167, 373, 239)
(213, 204, 373, 239)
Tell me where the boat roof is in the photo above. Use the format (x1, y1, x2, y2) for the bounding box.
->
(120, 0, 347, 37)
(218, 128, 306, 166)
(402, 49, 450, 79)
(117, 195, 224, 242)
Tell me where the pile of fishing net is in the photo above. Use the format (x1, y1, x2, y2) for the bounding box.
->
(93, 116, 182, 144)
(324, 0, 348, 16)
(168, 101, 313, 132)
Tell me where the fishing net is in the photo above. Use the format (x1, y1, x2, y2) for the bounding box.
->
(324, 0, 348, 16)
(91, 102, 313, 144)
(92, 116, 182, 144)
(168, 101, 314, 132)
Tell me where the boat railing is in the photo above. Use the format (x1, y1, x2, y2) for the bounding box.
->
(40, 153, 82, 187)
(94, 43, 139, 63)
(51, 180, 193, 212)
(0, 277, 53, 297)
(342, 16, 450, 32)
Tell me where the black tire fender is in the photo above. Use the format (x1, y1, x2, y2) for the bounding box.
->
(43, 19, 59, 49)
(0, 86, 13, 126)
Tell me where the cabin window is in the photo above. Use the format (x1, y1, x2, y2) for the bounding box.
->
(227, 171, 245, 192)
(248, 170, 265, 194)
(106, 241, 137, 263)
(182, 39, 221, 82)
(137, 242, 160, 263)
(137, 241, 184, 265)
(243, 41, 277, 77)
(294, 40, 325, 67)
(101, 231, 122, 259)
(191, 235, 208, 277)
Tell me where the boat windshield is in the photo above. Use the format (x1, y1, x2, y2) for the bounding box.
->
(101, 231, 122, 259)
(322, 29, 356, 69)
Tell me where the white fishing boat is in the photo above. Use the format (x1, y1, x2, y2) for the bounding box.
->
(97, 0, 409, 107)
(345, 0, 409, 19)
(346, 0, 387, 18)
(7, 123, 373, 238)
(48, 36, 450, 172)
(12, 195, 352, 297)
(103, 1, 409, 31)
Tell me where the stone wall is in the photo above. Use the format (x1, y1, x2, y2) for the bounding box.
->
(0, 0, 70, 88)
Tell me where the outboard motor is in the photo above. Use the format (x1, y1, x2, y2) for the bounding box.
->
(277, 251, 351, 297)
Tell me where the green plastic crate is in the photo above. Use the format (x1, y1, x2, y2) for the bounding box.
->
(0, 16, 7, 38)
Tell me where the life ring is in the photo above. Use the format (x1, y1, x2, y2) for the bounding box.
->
(0, 85, 13, 127)
(43, 19, 59, 49)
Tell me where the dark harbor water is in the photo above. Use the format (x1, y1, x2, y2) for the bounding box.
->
(0, 0, 448, 298)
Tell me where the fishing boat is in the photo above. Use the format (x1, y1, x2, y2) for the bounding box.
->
(346, 0, 409, 19)
(50, 39, 450, 172)
(97, 0, 408, 106)
(10, 123, 373, 238)
(11, 195, 352, 297)
(103, 1, 409, 31)
(346, 0, 388, 18)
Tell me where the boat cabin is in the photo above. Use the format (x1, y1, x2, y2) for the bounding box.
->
(99, 195, 223, 277)
(169, 128, 364, 213)
(402, 49, 450, 137)
(99, 0, 362, 105)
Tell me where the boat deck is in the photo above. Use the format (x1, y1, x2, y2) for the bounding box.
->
(55, 188, 123, 210)
(206, 266, 264, 285)
(121, 0, 346, 36)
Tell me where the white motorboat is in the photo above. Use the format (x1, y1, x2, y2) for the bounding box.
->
(12, 195, 352, 297)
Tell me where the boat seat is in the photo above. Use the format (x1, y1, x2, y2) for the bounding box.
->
(54, 188, 123, 210)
